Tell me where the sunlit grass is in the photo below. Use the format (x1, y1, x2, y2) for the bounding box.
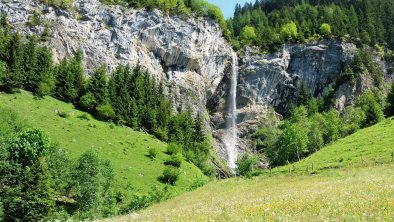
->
(108, 164, 394, 222)
(105, 118, 394, 221)
(0, 91, 207, 200)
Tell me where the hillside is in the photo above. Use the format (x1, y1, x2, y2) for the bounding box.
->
(0, 91, 207, 199)
(108, 118, 394, 221)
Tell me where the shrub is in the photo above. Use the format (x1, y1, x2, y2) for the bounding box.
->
(280, 21, 298, 40)
(147, 148, 158, 159)
(57, 111, 69, 118)
(8, 128, 50, 167)
(96, 104, 116, 121)
(319, 23, 332, 37)
(79, 92, 97, 112)
(164, 154, 182, 168)
(122, 186, 170, 213)
(236, 154, 260, 178)
(77, 113, 91, 121)
(160, 166, 180, 185)
(166, 143, 182, 155)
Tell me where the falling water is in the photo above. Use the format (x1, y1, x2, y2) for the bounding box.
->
(224, 52, 238, 170)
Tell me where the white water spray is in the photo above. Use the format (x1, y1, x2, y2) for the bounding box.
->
(224, 52, 238, 170)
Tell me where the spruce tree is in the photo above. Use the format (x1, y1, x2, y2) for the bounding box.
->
(87, 66, 108, 106)
(53, 59, 78, 102)
(193, 112, 206, 143)
(386, 81, 394, 117)
(4, 33, 23, 92)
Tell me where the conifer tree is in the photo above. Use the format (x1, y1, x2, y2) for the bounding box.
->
(88, 66, 108, 105)
(386, 81, 394, 117)
(4, 33, 23, 92)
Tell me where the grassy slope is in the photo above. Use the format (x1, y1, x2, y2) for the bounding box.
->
(0, 91, 207, 199)
(107, 118, 394, 221)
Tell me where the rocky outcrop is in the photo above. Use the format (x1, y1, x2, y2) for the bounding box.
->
(0, 0, 233, 114)
(209, 40, 391, 159)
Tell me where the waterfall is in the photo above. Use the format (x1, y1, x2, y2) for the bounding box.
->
(224, 52, 238, 170)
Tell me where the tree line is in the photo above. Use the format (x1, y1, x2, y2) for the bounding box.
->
(228, 0, 394, 52)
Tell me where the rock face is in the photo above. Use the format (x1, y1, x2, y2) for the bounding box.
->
(209, 40, 391, 160)
(0, 0, 233, 114)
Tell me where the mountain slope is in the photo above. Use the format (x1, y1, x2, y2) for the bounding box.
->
(107, 118, 394, 221)
(0, 91, 207, 200)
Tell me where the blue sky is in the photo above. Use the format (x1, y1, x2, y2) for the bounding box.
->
(208, 0, 254, 18)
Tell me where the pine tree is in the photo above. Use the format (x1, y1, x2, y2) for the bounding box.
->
(386, 81, 394, 117)
(23, 36, 39, 92)
(4, 33, 24, 92)
(53, 59, 78, 102)
(193, 112, 206, 143)
(86, 66, 108, 106)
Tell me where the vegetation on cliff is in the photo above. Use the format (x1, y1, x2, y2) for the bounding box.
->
(229, 0, 394, 52)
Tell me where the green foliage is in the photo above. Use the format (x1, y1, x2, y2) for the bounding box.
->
(0, 107, 27, 144)
(160, 166, 180, 185)
(164, 154, 182, 168)
(235, 154, 260, 178)
(341, 106, 366, 135)
(356, 90, 384, 127)
(166, 143, 182, 155)
(319, 23, 332, 37)
(96, 103, 116, 121)
(57, 110, 69, 118)
(239, 25, 256, 45)
(53, 50, 84, 103)
(0, 61, 6, 86)
(269, 121, 308, 166)
(3, 160, 55, 222)
(100, 0, 229, 39)
(41, 0, 74, 9)
(8, 128, 50, 167)
(73, 151, 102, 216)
(385, 81, 394, 116)
(84, 66, 108, 107)
(147, 148, 159, 159)
(0, 91, 207, 220)
(79, 92, 97, 112)
(230, 0, 394, 51)
(122, 186, 171, 213)
(280, 21, 298, 41)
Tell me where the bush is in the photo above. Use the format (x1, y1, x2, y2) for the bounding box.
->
(77, 113, 91, 121)
(280, 21, 298, 40)
(188, 176, 207, 190)
(236, 154, 260, 178)
(57, 111, 69, 118)
(122, 186, 170, 213)
(319, 23, 332, 37)
(159, 166, 180, 185)
(79, 92, 97, 112)
(166, 143, 182, 155)
(147, 148, 158, 159)
(164, 154, 182, 168)
(8, 128, 50, 167)
(96, 104, 116, 121)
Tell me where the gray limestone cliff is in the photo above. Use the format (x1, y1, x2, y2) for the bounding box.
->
(209, 40, 392, 161)
(0, 0, 234, 115)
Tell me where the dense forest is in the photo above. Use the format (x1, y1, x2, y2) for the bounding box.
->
(228, 0, 394, 52)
